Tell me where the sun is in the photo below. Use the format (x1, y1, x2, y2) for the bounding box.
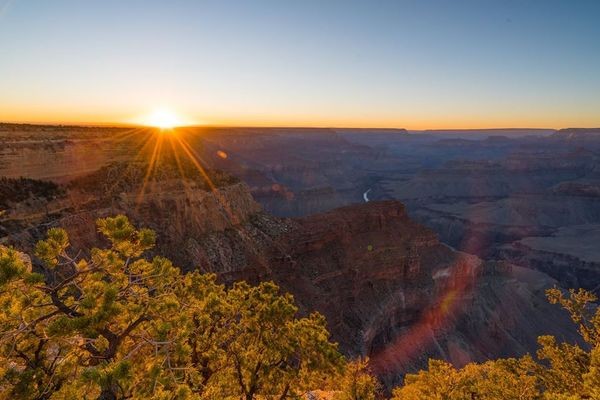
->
(142, 108, 185, 129)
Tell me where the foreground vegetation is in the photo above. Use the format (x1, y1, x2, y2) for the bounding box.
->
(1, 216, 599, 399)
(392, 284, 600, 400)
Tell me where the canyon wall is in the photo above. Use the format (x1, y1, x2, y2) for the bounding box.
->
(2, 125, 593, 386)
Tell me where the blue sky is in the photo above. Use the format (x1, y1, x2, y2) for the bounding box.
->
(0, 0, 599, 128)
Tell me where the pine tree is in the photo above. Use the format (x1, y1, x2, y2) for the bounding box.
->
(0, 215, 343, 399)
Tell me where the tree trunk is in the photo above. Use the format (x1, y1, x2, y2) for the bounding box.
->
(278, 383, 291, 400)
(245, 388, 256, 400)
(98, 387, 117, 400)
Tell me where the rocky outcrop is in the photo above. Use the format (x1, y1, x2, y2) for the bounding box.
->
(273, 204, 575, 386)
(180, 200, 577, 387)
(498, 229, 600, 292)
(2, 179, 262, 267)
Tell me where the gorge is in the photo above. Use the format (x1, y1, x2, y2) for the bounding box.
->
(1, 124, 589, 387)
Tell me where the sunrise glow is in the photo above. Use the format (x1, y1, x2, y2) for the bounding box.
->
(139, 108, 187, 129)
(1, 2, 599, 129)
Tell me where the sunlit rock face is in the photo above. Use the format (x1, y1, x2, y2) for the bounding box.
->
(0, 124, 143, 182)
(3, 178, 261, 270)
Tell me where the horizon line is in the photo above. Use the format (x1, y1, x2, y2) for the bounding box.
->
(0, 120, 591, 132)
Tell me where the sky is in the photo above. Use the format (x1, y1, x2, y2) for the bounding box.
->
(0, 0, 599, 129)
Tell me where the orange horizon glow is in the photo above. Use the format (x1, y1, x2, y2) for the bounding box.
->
(1, 96, 599, 131)
(1, 101, 599, 131)
(1, 111, 596, 131)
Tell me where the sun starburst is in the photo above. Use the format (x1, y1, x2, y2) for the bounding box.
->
(140, 108, 186, 129)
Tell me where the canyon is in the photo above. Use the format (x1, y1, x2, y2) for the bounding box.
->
(1, 123, 597, 385)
